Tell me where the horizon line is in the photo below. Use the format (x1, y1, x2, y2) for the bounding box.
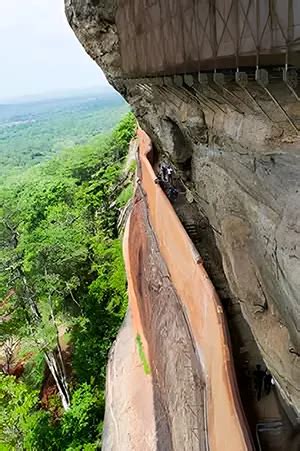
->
(0, 83, 116, 105)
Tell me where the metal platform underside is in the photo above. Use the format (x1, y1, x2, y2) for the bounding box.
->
(116, 0, 300, 77)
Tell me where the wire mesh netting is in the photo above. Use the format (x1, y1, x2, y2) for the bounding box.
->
(116, 0, 300, 76)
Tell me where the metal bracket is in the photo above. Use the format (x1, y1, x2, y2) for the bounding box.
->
(235, 71, 248, 88)
(255, 69, 269, 87)
(184, 74, 194, 87)
(213, 72, 225, 86)
(163, 76, 173, 87)
(197, 73, 209, 86)
(150, 77, 164, 87)
(173, 74, 183, 88)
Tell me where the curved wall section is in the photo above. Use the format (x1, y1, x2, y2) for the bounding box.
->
(136, 129, 253, 451)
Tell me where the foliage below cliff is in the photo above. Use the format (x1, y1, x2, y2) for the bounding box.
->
(0, 112, 136, 449)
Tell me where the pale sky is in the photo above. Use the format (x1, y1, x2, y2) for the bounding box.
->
(0, 0, 108, 101)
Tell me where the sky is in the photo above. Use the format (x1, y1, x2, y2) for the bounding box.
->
(0, 0, 109, 101)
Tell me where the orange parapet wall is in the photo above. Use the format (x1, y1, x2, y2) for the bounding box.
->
(137, 129, 253, 451)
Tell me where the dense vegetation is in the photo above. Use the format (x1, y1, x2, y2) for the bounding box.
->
(0, 91, 128, 174)
(0, 112, 136, 449)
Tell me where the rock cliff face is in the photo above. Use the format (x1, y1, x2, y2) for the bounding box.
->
(65, 0, 300, 420)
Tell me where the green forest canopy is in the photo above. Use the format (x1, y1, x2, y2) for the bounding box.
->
(0, 91, 129, 175)
(0, 112, 136, 450)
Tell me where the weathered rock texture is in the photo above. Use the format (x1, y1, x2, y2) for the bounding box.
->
(65, 0, 300, 419)
(102, 312, 158, 451)
(132, 83, 300, 414)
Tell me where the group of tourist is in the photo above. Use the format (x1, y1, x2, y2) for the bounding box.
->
(253, 364, 274, 401)
(155, 162, 178, 202)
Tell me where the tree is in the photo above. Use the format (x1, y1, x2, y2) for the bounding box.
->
(0, 112, 136, 446)
(0, 374, 39, 448)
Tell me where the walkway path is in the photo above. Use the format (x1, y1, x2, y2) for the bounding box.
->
(124, 130, 253, 450)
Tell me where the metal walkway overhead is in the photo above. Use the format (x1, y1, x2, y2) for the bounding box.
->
(116, 0, 300, 77)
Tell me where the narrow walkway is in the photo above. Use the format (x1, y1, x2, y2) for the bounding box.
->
(126, 184, 207, 450)
(137, 129, 253, 450)
(155, 153, 298, 450)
